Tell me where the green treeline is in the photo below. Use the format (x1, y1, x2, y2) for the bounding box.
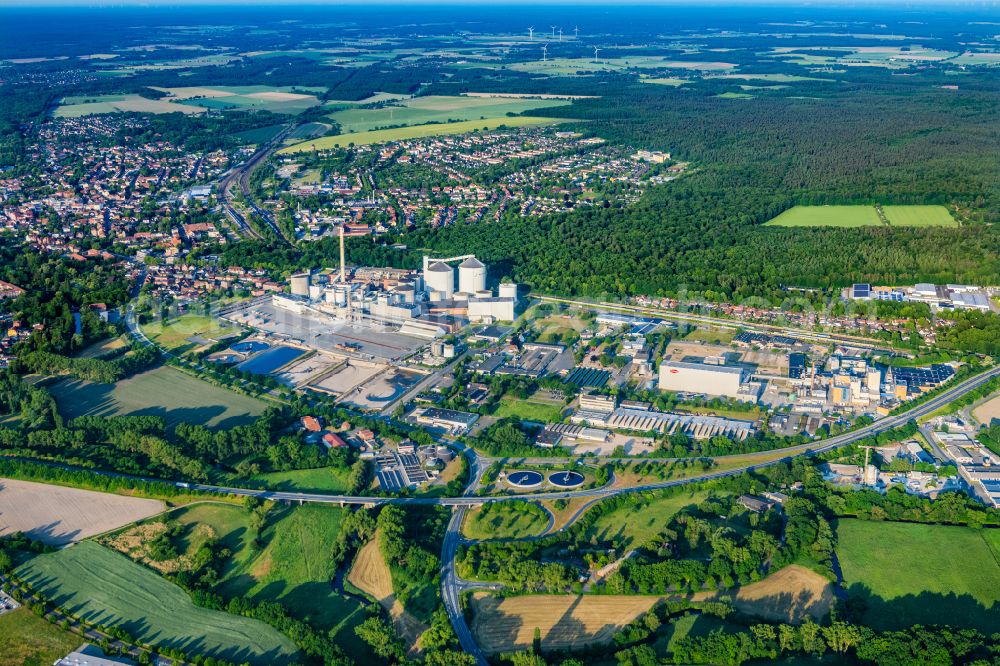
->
(18, 346, 160, 384)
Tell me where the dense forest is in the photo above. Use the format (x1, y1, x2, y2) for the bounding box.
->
(405, 80, 1000, 301)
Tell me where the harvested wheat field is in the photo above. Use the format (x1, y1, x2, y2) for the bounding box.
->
(471, 594, 661, 654)
(471, 565, 833, 654)
(699, 565, 834, 623)
(348, 533, 429, 651)
(0, 478, 164, 545)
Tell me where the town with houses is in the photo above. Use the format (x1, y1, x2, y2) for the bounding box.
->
(4, 5, 1000, 665)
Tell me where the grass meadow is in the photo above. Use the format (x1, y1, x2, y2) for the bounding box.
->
(249, 466, 354, 493)
(765, 205, 883, 227)
(141, 312, 238, 353)
(835, 519, 1000, 632)
(882, 205, 957, 227)
(217, 504, 368, 658)
(0, 607, 81, 666)
(48, 365, 264, 430)
(493, 394, 565, 423)
(15, 541, 299, 665)
(462, 502, 551, 540)
(584, 490, 712, 547)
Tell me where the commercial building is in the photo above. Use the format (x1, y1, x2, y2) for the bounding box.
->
(55, 645, 133, 666)
(578, 391, 617, 413)
(412, 407, 480, 434)
(658, 360, 748, 400)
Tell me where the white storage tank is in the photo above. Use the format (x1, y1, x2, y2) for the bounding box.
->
(458, 257, 487, 294)
(498, 282, 518, 302)
(308, 284, 323, 301)
(424, 261, 454, 298)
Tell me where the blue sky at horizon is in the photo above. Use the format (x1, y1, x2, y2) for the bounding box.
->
(1, 0, 995, 7)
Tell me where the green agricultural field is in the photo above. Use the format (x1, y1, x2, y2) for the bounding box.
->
(48, 365, 264, 430)
(15, 542, 299, 665)
(835, 519, 1000, 632)
(281, 116, 566, 152)
(55, 94, 204, 117)
(327, 94, 570, 134)
(765, 205, 884, 227)
(641, 77, 689, 86)
(0, 606, 81, 666)
(141, 312, 238, 353)
(716, 92, 754, 99)
(586, 490, 712, 548)
(463, 502, 550, 540)
(232, 123, 287, 144)
(494, 395, 565, 423)
(881, 205, 957, 227)
(218, 504, 368, 657)
(249, 466, 354, 493)
(766, 204, 957, 228)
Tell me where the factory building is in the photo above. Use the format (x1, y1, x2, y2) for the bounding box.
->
(458, 256, 487, 294)
(658, 360, 748, 400)
(467, 296, 515, 323)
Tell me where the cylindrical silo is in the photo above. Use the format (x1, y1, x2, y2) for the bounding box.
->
(424, 261, 454, 298)
(458, 257, 486, 294)
(498, 282, 518, 302)
(290, 272, 311, 297)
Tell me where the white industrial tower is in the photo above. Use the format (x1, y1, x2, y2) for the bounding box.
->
(458, 256, 486, 294)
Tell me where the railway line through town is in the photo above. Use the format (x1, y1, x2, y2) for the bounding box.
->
(536, 294, 900, 353)
(218, 124, 297, 244)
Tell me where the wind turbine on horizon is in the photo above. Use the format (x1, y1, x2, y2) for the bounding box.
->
(528, 26, 534, 40)
(542, 43, 549, 62)
(574, 25, 580, 39)
(550, 25, 556, 39)
(593, 45, 601, 63)
(558, 27, 563, 42)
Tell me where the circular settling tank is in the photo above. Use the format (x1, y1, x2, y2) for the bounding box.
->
(547, 471, 585, 488)
(506, 470, 544, 488)
(230, 340, 270, 354)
